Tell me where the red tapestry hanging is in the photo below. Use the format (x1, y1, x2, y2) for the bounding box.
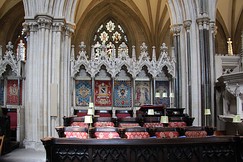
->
(94, 80, 112, 106)
(7, 80, 22, 105)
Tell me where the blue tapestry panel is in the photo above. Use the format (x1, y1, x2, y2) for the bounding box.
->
(75, 80, 92, 106)
(155, 81, 170, 107)
(134, 81, 151, 106)
(0, 80, 3, 105)
(114, 81, 132, 107)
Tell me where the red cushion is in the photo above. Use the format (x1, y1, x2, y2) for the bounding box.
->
(125, 132, 150, 139)
(185, 131, 207, 138)
(155, 131, 179, 138)
(94, 122, 114, 127)
(71, 122, 88, 128)
(143, 123, 164, 128)
(94, 132, 120, 139)
(168, 122, 186, 128)
(119, 123, 140, 128)
(116, 113, 131, 118)
(64, 132, 88, 139)
(96, 113, 111, 117)
(77, 112, 87, 117)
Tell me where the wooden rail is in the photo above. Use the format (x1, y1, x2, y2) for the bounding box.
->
(41, 136, 243, 162)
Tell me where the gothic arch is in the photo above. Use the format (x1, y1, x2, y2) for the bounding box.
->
(0, 1, 24, 48)
(73, 1, 151, 57)
(23, 0, 77, 22)
(234, 10, 243, 53)
(167, 0, 184, 25)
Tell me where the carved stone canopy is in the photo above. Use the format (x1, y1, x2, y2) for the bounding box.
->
(218, 72, 243, 97)
(0, 41, 24, 78)
(71, 42, 175, 79)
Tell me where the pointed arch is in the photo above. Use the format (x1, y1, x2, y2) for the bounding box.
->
(74, 1, 151, 58)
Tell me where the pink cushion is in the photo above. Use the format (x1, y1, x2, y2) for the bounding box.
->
(71, 122, 89, 128)
(94, 122, 114, 127)
(116, 113, 131, 118)
(119, 123, 140, 128)
(168, 122, 187, 128)
(77, 112, 87, 117)
(185, 131, 207, 138)
(64, 132, 88, 139)
(143, 123, 164, 128)
(96, 113, 111, 117)
(155, 131, 179, 138)
(94, 132, 120, 139)
(125, 132, 150, 139)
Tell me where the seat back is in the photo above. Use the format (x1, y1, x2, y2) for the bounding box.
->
(124, 127, 150, 139)
(94, 127, 120, 139)
(64, 126, 88, 139)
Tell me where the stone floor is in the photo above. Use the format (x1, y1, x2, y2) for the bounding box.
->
(0, 148, 46, 162)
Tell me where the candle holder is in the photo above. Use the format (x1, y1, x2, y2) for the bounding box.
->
(232, 114, 242, 136)
(84, 115, 93, 138)
(160, 115, 169, 127)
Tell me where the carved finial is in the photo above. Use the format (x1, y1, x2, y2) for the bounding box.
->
(79, 41, 86, 51)
(17, 40, 25, 61)
(120, 42, 127, 51)
(6, 41, 13, 51)
(132, 45, 136, 61)
(152, 46, 156, 61)
(0, 45, 2, 59)
(140, 42, 147, 52)
(227, 38, 233, 56)
(70, 45, 75, 61)
(160, 43, 168, 53)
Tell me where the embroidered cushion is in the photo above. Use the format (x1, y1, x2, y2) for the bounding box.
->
(155, 131, 179, 138)
(125, 132, 150, 139)
(168, 122, 187, 128)
(185, 131, 207, 138)
(119, 123, 140, 128)
(64, 132, 88, 139)
(94, 132, 120, 139)
(71, 122, 89, 128)
(94, 122, 114, 127)
(143, 123, 164, 128)
(116, 113, 131, 118)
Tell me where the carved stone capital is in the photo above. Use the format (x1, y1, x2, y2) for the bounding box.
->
(196, 17, 210, 30)
(36, 15, 53, 30)
(65, 23, 76, 36)
(52, 19, 65, 32)
(210, 22, 217, 36)
(170, 24, 182, 36)
(183, 20, 192, 31)
(22, 21, 38, 33)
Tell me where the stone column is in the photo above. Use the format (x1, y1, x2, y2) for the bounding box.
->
(22, 16, 74, 149)
(170, 24, 182, 108)
(210, 22, 217, 127)
(184, 20, 192, 116)
(197, 17, 212, 126)
(23, 16, 52, 149)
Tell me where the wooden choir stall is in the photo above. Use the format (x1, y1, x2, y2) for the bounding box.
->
(41, 105, 243, 162)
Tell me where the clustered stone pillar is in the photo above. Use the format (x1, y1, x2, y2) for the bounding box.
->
(197, 17, 212, 126)
(22, 15, 74, 149)
(171, 24, 182, 108)
(184, 20, 192, 117)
